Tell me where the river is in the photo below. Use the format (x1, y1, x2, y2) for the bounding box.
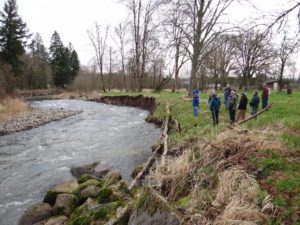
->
(0, 100, 160, 225)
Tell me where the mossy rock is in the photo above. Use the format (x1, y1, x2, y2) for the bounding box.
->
(103, 171, 122, 187)
(78, 174, 98, 184)
(92, 201, 125, 222)
(75, 180, 100, 193)
(97, 188, 113, 204)
(45, 216, 68, 225)
(67, 216, 92, 225)
(111, 181, 131, 197)
(53, 194, 77, 216)
(44, 180, 79, 205)
(128, 187, 182, 225)
(93, 208, 108, 220)
(69, 205, 92, 223)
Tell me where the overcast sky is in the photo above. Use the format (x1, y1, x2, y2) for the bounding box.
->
(0, 0, 297, 68)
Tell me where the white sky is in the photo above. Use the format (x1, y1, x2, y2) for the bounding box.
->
(0, 0, 298, 69)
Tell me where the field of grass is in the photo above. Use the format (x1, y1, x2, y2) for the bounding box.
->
(104, 89, 300, 224)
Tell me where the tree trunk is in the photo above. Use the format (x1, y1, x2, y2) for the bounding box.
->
(279, 63, 285, 92)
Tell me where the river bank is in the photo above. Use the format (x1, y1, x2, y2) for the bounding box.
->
(0, 99, 160, 225)
(14, 91, 300, 224)
(0, 109, 82, 136)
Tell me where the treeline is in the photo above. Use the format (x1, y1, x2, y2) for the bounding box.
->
(0, 0, 80, 95)
(82, 0, 300, 94)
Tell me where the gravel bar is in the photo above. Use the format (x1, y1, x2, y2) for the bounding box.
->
(0, 109, 82, 136)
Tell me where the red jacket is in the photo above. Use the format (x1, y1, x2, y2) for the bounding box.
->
(262, 87, 269, 98)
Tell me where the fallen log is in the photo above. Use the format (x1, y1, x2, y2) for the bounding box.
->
(161, 104, 170, 166)
(129, 104, 170, 190)
(235, 104, 272, 126)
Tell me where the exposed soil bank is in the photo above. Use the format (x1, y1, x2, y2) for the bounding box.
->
(91, 95, 164, 126)
(0, 110, 82, 136)
(91, 95, 156, 113)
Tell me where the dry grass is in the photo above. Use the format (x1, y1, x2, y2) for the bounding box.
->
(198, 130, 286, 170)
(214, 199, 268, 225)
(213, 167, 259, 207)
(151, 150, 193, 200)
(55, 91, 101, 100)
(0, 97, 31, 122)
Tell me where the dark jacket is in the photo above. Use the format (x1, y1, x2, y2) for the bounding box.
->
(228, 95, 237, 111)
(250, 95, 260, 108)
(238, 94, 248, 110)
(210, 95, 221, 112)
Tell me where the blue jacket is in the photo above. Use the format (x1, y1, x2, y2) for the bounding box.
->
(210, 96, 221, 112)
(192, 89, 200, 107)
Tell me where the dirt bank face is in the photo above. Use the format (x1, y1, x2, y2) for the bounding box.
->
(92, 95, 157, 113)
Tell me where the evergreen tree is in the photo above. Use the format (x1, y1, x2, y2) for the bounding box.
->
(0, 0, 29, 76)
(49, 31, 80, 88)
(68, 43, 80, 80)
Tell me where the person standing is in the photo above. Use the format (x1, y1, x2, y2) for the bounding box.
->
(250, 91, 260, 115)
(237, 93, 248, 121)
(223, 84, 232, 110)
(192, 89, 200, 117)
(228, 91, 238, 125)
(262, 84, 269, 109)
(210, 94, 221, 125)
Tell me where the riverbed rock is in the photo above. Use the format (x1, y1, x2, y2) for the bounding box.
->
(104, 171, 122, 186)
(44, 180, 79, 205)
(19, 203, 53, 225)
(53, 194, 76, 216)
(45, 216, 68, 225)
(81, 185, 100, 199)
(77, 179, 100, 192)
(128, 187, 182, 225)
(94, 162, 112, 177)
(71, 162, 112, 179)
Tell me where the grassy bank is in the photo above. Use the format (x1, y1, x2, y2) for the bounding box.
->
(103, 90, 300, 224)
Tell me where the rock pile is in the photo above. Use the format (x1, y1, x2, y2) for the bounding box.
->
(19, 162, 182, 225)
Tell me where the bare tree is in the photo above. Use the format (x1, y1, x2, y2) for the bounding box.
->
(115, 23, 128, 92)
(87, 23, 109, 92)
(121, 0, 166, 91)
(276, 33, 299, 91)
(206, 34, 236, 89)
(107, 46, 116, 91)
(267, 1, 300, 31)
(163, 0, 188, 92)
(178, 0, 238, 95)
(234, 28, 274, 90)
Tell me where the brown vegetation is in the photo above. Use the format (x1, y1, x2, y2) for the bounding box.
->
(0, 96, 31, 122)
(147, 129, 287, 224)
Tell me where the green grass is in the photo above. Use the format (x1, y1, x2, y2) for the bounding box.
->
(102, 89, 300, 224)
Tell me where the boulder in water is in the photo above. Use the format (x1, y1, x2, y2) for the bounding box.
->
(19, 203, 53, 225)
(53, 194, 77, 216)
(80, 185, 100, 199)
(44, 180, 78, 205)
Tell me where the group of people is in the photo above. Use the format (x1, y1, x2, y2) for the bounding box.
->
(192, 84, 270, 126)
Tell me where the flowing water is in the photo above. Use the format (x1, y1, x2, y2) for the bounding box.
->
(0, 100, 160, 225)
